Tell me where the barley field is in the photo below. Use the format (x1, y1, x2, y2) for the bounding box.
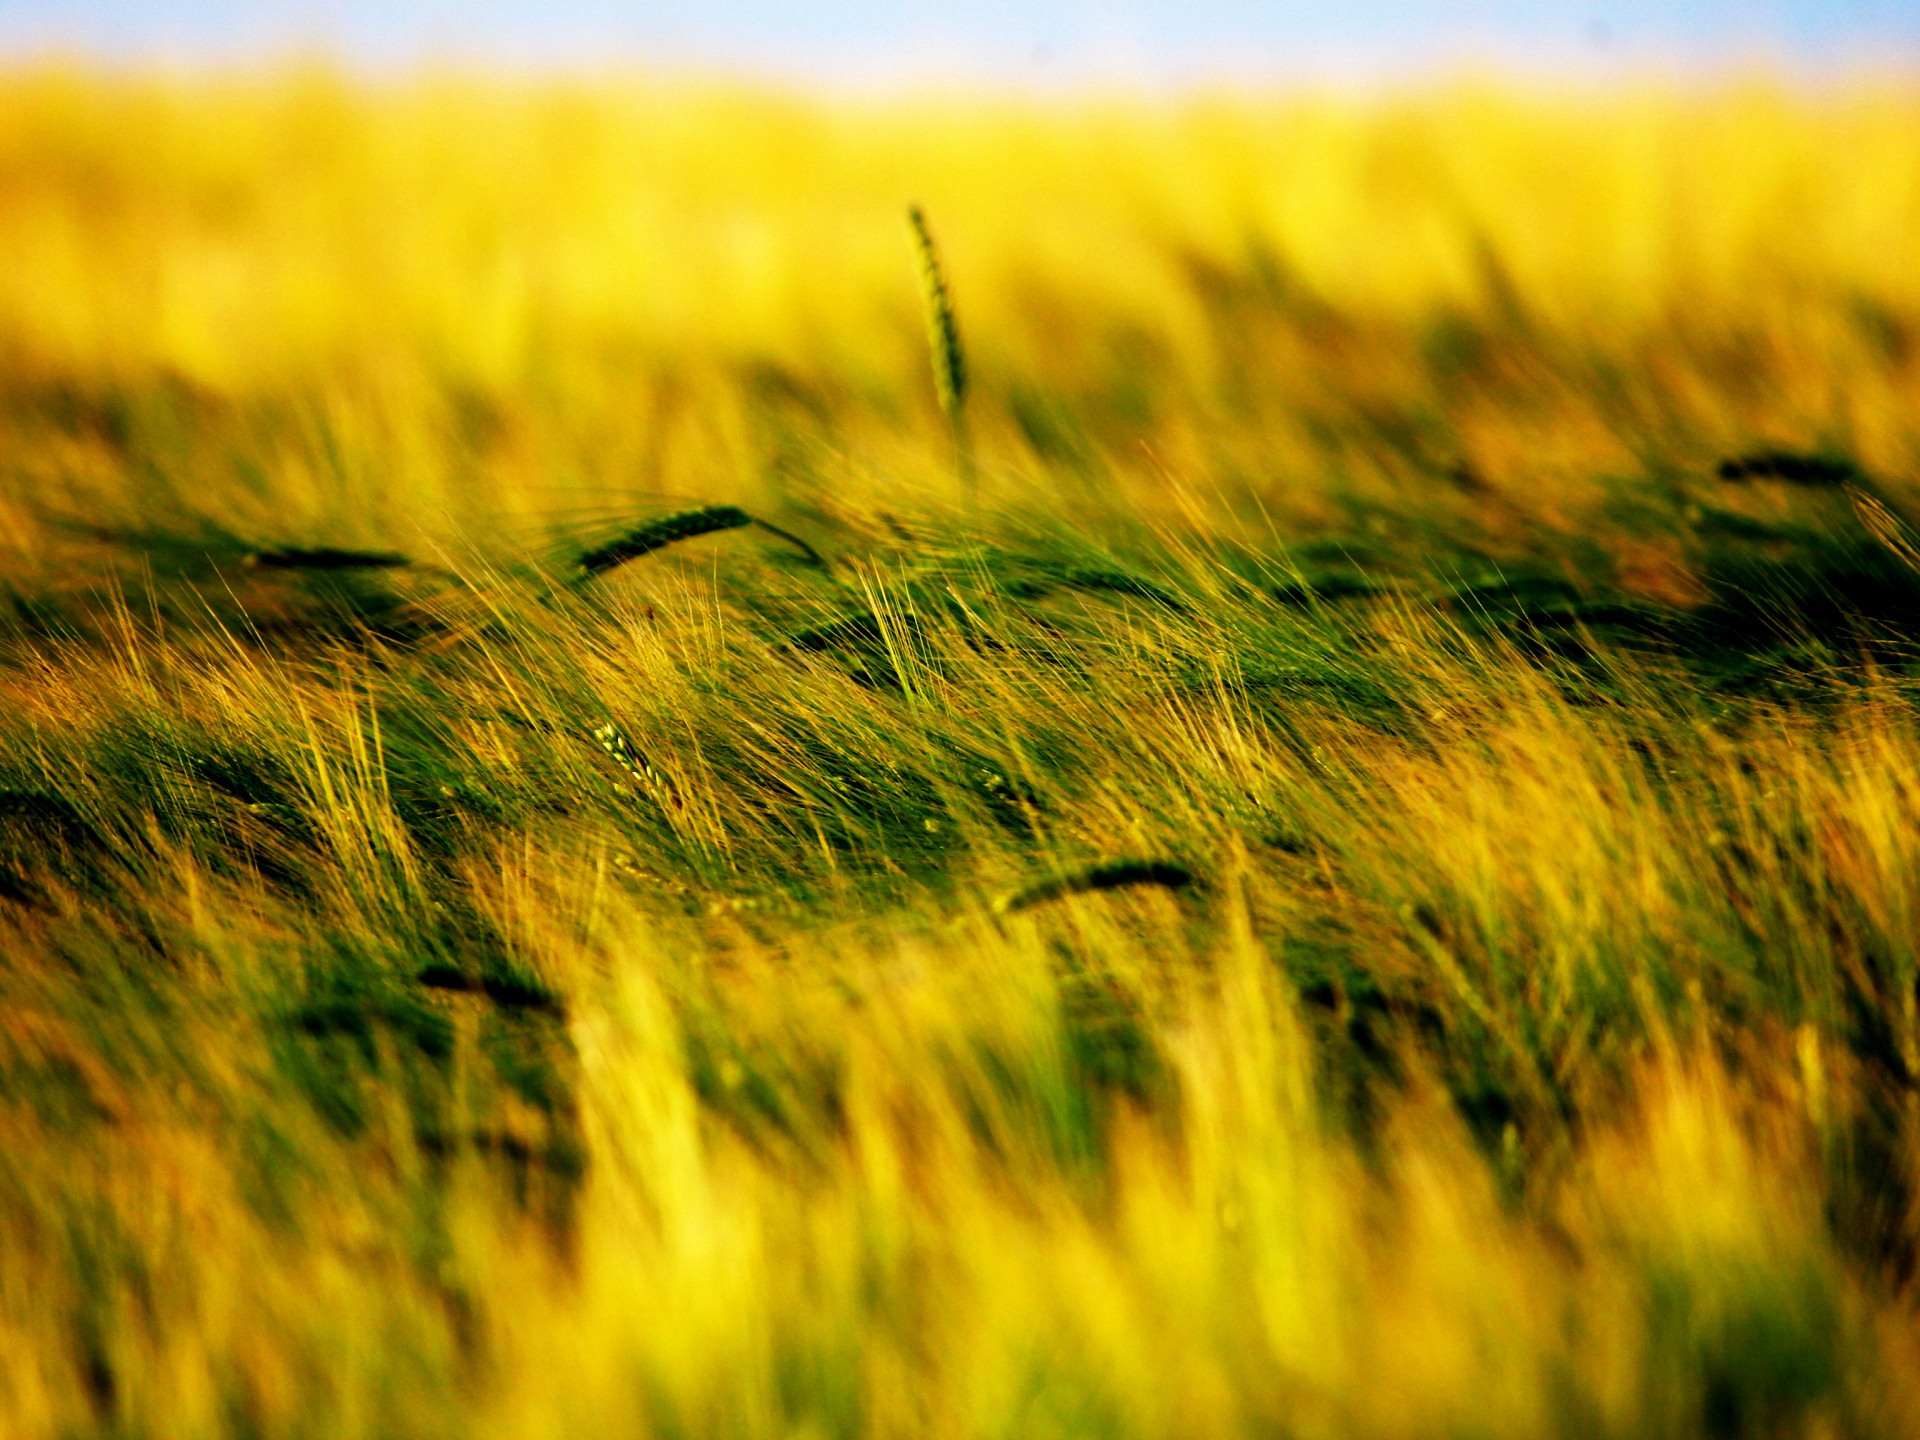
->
(6, 67, 1920, 1438)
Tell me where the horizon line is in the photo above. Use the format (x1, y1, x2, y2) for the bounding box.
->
(2, 39, 1919, 98)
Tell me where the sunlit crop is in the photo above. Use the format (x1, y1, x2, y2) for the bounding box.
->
(4, 66, 1920, 1438)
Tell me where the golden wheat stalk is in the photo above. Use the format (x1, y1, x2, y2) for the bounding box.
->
(591, 721, 685, 812)
(907, 204, 974, 494)
(1851, 489, 1920, 573)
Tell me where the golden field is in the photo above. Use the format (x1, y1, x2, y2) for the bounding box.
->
(4, 68, 1920, 1437)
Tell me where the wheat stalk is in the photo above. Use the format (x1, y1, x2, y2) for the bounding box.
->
(592, 721, 685, 812)
(907, 204, 974, 495)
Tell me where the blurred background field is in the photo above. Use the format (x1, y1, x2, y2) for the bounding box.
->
(7, 66, 1920, 1439)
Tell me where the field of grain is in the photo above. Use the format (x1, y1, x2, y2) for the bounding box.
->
(5, 68, 1920, 1438)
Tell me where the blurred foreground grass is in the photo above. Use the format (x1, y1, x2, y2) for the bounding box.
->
(5, 68, 1920, 1437)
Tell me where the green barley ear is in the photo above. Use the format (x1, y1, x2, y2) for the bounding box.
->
(993, 859, 1195, 917)
(907, 204, 974, 493)
(575, 505, 753, 579)
(572, 504, 826, 582)
(907, 205, 967, 419)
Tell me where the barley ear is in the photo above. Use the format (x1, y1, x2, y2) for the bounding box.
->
(993, 859, 1196, 917)
(574, 505, 754, 580)
(907, 204, 974, 494)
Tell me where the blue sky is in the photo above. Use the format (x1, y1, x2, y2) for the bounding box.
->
(2, 1, 1916, 83)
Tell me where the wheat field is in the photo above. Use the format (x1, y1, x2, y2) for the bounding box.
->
(5, 66, 1920, 1438)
